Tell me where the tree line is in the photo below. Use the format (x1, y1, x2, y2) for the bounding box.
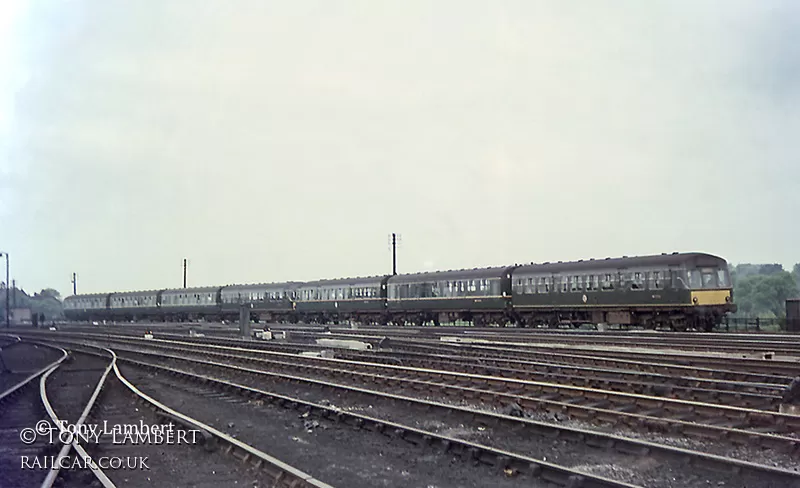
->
(730, 263, 800, 318)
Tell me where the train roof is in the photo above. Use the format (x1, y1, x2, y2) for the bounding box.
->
(221, 282, 302, 292)
(514, 252, 728, 275)
(64, 293, 108, 300)
(108, 289, 162, 297)
(299, 275, 388, 287)
(388, 266, 512, 283)
(161, 286, 222, 295)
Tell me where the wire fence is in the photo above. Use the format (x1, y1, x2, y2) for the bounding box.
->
(722, 316, 800, 333)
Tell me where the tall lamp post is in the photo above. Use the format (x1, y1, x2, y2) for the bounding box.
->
(0, 252, 8, 328)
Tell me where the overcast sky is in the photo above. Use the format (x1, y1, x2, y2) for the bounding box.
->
(1, 1, 798, 296)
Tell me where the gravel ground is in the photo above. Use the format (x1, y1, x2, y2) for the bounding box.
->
(119, 363, 548, 488)
(124, 343, 800, 473)
(125, 351, 799, 488)
(68, 374, 268, 487)
(0, 342, 63, 374)
(0, 382, 53, 488)
(45, 351, 111, 422)
(0, 372, 28, 392)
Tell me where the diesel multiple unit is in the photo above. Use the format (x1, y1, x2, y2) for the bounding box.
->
(63, 252, 736, 331)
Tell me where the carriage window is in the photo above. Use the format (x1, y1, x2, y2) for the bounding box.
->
(650, 271, 663, 290)
(538, 277, 549, 293)
(570, 276, 579, 292)
(717, 269, 729, 287)
(618, 272, 627, 289)
(631, 272, 645, 290)
(701, 270, 716, 288)
(587, 275, 598, 291)
(687, 270, 702, 289)
(558, 276, 567, 293)
(522, 278, 532, 294)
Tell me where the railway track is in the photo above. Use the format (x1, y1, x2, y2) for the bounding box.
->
(27, 333, 800, 487)
(0, 341, 69, 488)
(18, 332, 800, 432)
(28, 329, 798, 386)
(97, 346, 634, 487)
(0, 337, 332, 488)
(65, 335, 800, 427)
(121, 334, 790, 408)
(356, 336, 800, 378)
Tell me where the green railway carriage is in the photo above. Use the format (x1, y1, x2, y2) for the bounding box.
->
(385, 267, 515, 326)
(294, 276, 390, 324)
(219, 282, 301, 322)
(63, 293, 111, 322)
(159, 286, 223, 322)
(510, 252, 735, 331)
(107, 290, 161, 321)
(63, 251, 737, 331)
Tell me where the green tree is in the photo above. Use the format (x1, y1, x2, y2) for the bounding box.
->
(38, 288, 61, 300)
(734, 271, 799, 317)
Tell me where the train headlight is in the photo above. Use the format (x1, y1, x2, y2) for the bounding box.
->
(725, 296, 730, 302)
(692, 297, 698, 304)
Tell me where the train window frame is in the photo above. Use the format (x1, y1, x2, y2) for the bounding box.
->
(687, 270, 702, 289)
(539, 276, 550, 293)
(631, 272, 645, 291)
(701, 269, 716, 288)
(650, 271, 664, 290)
(717, 269, 729, 288)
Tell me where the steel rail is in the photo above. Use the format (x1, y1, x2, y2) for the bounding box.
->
(39, 348, 117, 488)
(111, 351, 641, 488)
(0, 341, 68, 402)
(26, 329, 794, 385)
(38, 336, 800, 460)
(101, 343, 800, 484)
(109, 351, 335, 488)
(71, 334, 800, 435)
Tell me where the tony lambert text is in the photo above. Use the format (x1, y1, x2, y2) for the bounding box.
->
(20, 419, 202, 446)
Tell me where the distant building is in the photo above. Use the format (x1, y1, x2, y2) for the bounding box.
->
(787, 299, 800, 332)
(11, 308, 33, 326)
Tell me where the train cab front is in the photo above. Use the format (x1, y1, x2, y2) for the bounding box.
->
(686, 266, 737, 314)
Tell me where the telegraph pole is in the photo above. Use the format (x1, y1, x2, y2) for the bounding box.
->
(391, 233, 398, 276)
(1, 252, 8, 328)
(183, 259, 187, 288)
(11, 280, 15, 307)
(71, 273, 77, 295)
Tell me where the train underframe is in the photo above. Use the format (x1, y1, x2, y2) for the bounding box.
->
(78, 304, 729, 332)
(512, 307, 724, 332)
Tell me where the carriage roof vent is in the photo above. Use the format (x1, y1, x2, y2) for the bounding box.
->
(672, 251, 679, 254)
(558, 261, 563, 263)
(605, 257, 610, 260)
(578, 259, 583, 262)
(543, 262, 550, 264)
(662, 253, 667, 255)
(622, 255, 628, 258)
